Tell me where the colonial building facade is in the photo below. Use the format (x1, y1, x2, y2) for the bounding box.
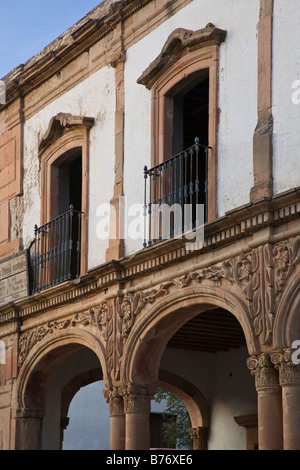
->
(0, 0, 299, 450)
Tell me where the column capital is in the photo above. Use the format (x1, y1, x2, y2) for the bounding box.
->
(189, 426, 208, 450)
(270, 349, 300, 386)
(103, 387, 124, 417)
(247, 353, 279, 391)
(14, 407, 45, 420)
(119, 383, 157, 414)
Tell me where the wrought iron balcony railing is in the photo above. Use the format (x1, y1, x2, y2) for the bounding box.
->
(143, 138, 210, 247)
(31, 205, 82, 293)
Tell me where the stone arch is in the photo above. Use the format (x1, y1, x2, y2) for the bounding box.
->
(158, 369, 209, 428)
(273, 270, 300, 349)
(121, 284, 258, 385)
(16, 326, 110, 413)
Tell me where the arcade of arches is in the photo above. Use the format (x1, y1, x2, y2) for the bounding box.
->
(1, 216, 300, 450)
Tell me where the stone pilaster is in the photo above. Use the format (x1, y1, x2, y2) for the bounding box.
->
(247, 353, 283, 450)
(250, 0, 274, 201)
(15, 407, 44, 450)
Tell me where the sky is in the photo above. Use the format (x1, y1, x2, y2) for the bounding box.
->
(0, 0, 102, 79)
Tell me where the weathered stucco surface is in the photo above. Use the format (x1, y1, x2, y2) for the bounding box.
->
(124, 0, 259, 255)
(23, 66, 115, 269)
(272, 0, 300, 194)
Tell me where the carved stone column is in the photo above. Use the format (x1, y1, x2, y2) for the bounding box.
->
(104, 388, 125, 450)
(247, 353, 283, 450)
(271, 349, 300, 450)
(120, 383, 157, 450)
(189, 426, 208, 450)
(15, 407, 44, 450)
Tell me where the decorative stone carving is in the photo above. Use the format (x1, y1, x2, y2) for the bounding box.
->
(95, 302, 114, 376)
(188, 426, 208, 450)
(273, 236, 300, 302)
(103, 388, 124, 417)
(38, 113, 94, 153)
(247, 353, 279, 391)
(137, 25, 227, 89)
(245, 237, 300, 346)
(18, 302, 110, 367)
(17, 237, 300, 373)
(192, 253, 252, 288)
(271, 349, 300, 386)
(245, 244, 275, 346)
(119, 384, 157, 414)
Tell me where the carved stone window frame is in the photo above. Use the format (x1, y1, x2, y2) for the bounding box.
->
(38, 113, 94, 275)
(137, 25, 226, 222)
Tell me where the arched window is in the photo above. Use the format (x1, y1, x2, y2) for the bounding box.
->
(32, 114, 94, 292)
(138, 25, 226, 244)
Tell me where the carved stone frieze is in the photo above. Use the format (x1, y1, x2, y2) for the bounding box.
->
(18, 302, 111, 367)
(17, 236, 300, 373)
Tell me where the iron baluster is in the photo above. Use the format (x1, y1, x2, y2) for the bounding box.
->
(76, 211, 82, 278)
(142, 139, 210, 247)
(143, 166, 148, 248)
(158, 164, 162, 243)
(205, 146, 209, 223)
(189, 147, 194, 229)
(67, 205, 73, 280)
(31, 206, 83, 293)
(148, 169, 152, 246)
(153, 167, 157, 244)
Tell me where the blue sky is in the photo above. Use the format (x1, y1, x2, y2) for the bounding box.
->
(0, 0, 102, 78)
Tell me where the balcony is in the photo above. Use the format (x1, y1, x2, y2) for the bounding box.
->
(143, 138, 210, 247)
(31, 205, 82, 293)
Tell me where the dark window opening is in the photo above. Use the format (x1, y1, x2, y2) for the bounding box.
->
(58, 150, 82, 215)
(31, 149, 83, 293)
(143, 72, 210, 247)
(172, 72, 209, 155)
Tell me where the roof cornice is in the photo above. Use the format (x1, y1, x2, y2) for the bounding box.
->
(0, 0, 153, 110)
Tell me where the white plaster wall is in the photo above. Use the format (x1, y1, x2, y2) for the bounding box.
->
(124, 0, 259, 256)
(23, 66, 115, 269)
(160, 346, 257, 450)
(272, 0, 300, 194)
